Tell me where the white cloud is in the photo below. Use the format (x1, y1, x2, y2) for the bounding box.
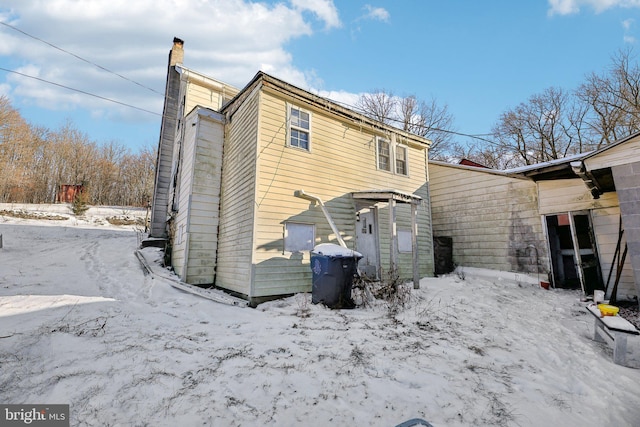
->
(290, 0, 341, 29)
(548, 0, 640, 15)
(316, 89, 361, 109)
(362, 5, 390, 22)
(622, 18, 637, 43)
(0, 0, 340, 124)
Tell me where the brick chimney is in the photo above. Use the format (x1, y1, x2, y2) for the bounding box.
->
(170, 37, 184, 66)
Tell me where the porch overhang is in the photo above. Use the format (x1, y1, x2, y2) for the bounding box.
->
(352, 189, 422, 205)
(352, 189, 422, 289)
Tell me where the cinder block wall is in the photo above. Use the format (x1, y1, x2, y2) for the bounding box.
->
(612, 161, 640, 303)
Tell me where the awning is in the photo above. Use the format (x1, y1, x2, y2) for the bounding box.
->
(352, 189, 422, 289)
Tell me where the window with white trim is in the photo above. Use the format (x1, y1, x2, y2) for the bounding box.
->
(288, 105, 310, 150)
(284, 222, 315, 252)
(395, 144, 408, 175)
(377, 137, 391, 171)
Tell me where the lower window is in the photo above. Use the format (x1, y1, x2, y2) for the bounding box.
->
(284, 222, 315, 252)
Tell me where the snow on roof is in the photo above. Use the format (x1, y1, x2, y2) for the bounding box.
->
(503, 151, 593, 174)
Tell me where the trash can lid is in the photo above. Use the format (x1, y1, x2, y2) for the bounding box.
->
(312, 243, 362, 258)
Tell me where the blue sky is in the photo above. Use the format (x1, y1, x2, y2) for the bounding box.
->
(0, 0, 638, 152)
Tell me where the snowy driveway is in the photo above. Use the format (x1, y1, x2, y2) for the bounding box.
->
(1, 221, 640, 426)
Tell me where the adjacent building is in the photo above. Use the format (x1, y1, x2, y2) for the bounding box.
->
(430, 133, 640, 302)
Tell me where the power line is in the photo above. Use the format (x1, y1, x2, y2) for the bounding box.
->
(0, 21, 164, 96)
(0, 20, 496, 143)
(329, 97, 501, 145)
(0, 67, 162, 116)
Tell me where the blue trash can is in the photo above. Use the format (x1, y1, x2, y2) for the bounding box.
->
(311, 243, 362, 309)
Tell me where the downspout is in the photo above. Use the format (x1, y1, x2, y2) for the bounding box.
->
(294, 190, 347, 248)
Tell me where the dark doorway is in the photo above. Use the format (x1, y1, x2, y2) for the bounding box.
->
(546, 212, 604, 294)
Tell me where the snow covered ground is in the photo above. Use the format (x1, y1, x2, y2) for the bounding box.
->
(1, 206, 640, 427)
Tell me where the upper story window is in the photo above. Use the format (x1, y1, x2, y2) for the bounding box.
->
(377, 137, 391, 171)
(377, 136, 409, 176)
(289, 105, 310, 150)
(395, 145, 408, 175)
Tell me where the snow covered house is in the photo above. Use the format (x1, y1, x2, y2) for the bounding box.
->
(150, 38, 434, 305)
(430, 132, 640, 303)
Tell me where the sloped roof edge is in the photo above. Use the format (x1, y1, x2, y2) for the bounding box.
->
(431, 130, 640, 179)
(581, 130, 640, 160)
(429, 160, 530, 180)
(221, 71, 431, 149)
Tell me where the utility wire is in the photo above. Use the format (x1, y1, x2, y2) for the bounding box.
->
(0, 67, 161, 116)
(2, 62, 497, 143)
(330, 97, 501, 145)
(0, 21, 163, 96)
(0, 21, 497, 143)
(0, 21, 497, 142)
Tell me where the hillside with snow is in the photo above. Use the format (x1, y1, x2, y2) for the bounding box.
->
(1, 205, 639, 426)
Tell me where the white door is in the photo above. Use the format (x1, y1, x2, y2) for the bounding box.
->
(356, 207, 379, 279)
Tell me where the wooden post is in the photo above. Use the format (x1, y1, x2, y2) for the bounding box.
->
(412, 203, 419, 289)
(389, 198, 397, 272)
(0, 233, 3, 249)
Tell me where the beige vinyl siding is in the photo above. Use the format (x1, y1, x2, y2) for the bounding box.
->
(185, 82, 223, 113)
(584, 134, 640, 170)
(591, 205, 636, 300)
(215, 88, 261, 296)
(430, 164, 547, 273)
(182, 72, 240, 114)
(537, 179, 619, 215)
(251, 88, 432, 297)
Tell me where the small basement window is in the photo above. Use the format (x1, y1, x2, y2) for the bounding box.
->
(284, 222, 315, 252)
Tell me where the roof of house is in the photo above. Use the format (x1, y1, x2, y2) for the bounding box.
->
(221, 71, 432, 149)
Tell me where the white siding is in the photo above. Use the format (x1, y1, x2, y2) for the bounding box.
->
(170, 113, 198, 278)
(169, 108, 225, 285)
(183, 111, 225, 284)
(430, 164, 547, 274)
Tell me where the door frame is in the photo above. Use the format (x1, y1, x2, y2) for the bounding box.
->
(544, 210, 603, 294)
(355, 204, 380, 280)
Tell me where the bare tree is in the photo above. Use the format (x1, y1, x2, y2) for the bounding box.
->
(448, 141, 522, 170)
(576, 48, 640, 147)
(0, 97, 156, 206)
(357, 90, 456, 158)
(356, 89, 395, 125)
(0, 95, 41, 202)
(492, 87, 584, 166)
